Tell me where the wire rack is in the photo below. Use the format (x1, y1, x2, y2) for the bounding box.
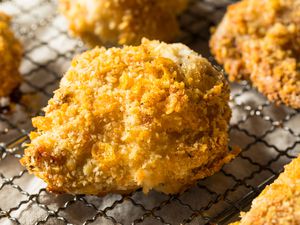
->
(0, 0, 300, 224)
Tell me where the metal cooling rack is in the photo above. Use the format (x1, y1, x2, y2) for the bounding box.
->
(0, 0, 300, 224)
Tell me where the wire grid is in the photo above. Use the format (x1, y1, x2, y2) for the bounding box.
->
(0, 0, 300, 224)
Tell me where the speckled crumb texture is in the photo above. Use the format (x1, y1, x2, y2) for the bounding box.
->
(20, 39, 239, 195)
(0, 11, 23, 97)
(231, 155, 300, 225)
(59, 0, 188, 46)
(210, 0, 300, 109)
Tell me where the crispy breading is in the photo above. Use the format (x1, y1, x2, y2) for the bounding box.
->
(210, 0, 300, 109)
(0, 11, 22, 97)
(59, 0, 188, 46)
(231, 155, 300, 225)
(20, 39, 239, 195)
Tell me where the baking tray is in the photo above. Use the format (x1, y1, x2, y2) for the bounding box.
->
(0, 0, 300, 224)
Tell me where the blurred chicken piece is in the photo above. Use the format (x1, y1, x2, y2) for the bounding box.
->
(59, 0, 188, 46)
(21, 39, 238, 195)
(0, 11, 22, 97)
(231, 155, 300, 225)
(210, 0, 300, 108)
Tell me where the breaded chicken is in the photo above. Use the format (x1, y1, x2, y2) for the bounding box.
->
(21, 39, 239, 195)
(210, 0, 300, 109)
(59, 0, 188, 46)
(0, 12, 22, 97)
(231, 155, 300, 225)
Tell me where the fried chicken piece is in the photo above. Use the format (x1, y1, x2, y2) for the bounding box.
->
(210, 0, 300, 109)
(20, 39, 239, 195)
(59, 0, 188, 46)
(0, 12, 22, 97)
(231, 155, 300, 225)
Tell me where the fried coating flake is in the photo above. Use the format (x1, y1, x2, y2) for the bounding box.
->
(21, 39, 238, 195)
(59, 0, 188, 46)
(231, 155, 300, 225)
(0, 12, 22, 97)
(210, 0, 300, 109)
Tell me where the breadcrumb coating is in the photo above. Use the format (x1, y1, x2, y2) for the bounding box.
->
(0, 11, 22, 97)
(21, 39, 238, 195)
(59, 0, 188, 46)
(231, 155, 300, 225)
(210, 0, 300, 109)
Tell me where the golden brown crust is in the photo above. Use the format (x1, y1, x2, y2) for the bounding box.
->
(231, 156, 300, 225)
(210, 0, 300, 109)
(21, 39, 238, 195)
(47, 147, 241, 196)
(59, 0, 188, 46)
(0, 11, 23, 97)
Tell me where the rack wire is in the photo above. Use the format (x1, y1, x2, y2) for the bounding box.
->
(0, 0, 299, 224)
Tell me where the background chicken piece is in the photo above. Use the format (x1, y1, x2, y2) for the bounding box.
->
(59, 0, 188, 46)
(210, 0, 300, 109)
(0, 12, 23, 97)
(21, 39, 238, 195)
(231, 155, 300, 225)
